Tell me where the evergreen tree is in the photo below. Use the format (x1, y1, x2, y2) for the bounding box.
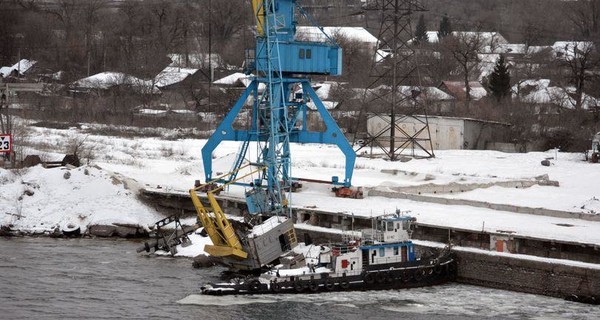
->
(488, 55, 511, 102)
(414, 14, 428, 45)
(438, 14, 452, 41)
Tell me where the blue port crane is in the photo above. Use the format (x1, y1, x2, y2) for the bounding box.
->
(201, 0, 356, 217)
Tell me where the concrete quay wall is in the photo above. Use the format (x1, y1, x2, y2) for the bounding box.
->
(456, 250, 600, 301)
(295, 225, 600, 301)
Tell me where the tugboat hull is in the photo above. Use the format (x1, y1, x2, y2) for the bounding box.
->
(201, 253, 456, 295)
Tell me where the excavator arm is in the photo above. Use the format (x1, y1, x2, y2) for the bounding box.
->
(189, 164, 267, 259)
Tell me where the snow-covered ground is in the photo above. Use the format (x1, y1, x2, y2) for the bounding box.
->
(2, 122, 600, 248)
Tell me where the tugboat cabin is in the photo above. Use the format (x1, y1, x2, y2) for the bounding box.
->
(359, 215, 416, 269)
(329, 215, 418, 275)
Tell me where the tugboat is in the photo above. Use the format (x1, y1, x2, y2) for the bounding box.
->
(201, 212, 457, 295)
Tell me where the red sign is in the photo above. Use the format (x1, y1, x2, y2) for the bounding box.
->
(0, 134, 12, 153)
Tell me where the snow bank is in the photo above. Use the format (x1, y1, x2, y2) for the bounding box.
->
(0, 165, 163, 233)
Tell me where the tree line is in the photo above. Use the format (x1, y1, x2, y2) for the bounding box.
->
(1, 0, 600, 151)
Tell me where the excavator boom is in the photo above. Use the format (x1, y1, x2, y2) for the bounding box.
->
(189, 164, 267, 259)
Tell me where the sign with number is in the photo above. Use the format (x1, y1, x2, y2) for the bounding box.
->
(0, 134, 12, 153)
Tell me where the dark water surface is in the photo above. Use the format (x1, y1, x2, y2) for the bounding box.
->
(1, 238, 598, 319)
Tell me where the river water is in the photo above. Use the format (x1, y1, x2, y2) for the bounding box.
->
(1, 238, 598, 319)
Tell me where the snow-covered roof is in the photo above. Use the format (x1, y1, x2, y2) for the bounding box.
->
(440, 81, 487, 100)
(213, 72, 267, 93)
(396, 86, 455, 101)
(512, 79, 600, 110)
(527, 46, 551, 55)
(213, 72, 253, 87)
(477, 53, 504, 81)
(168, 53, 223, 69)
(423, 31, 507, 47)
(552, 41, 595, 60)
(72, 72, 158, 94)
(154, 66, 199, 88)
(364, 85, 455, 104)
(296, 26, 378, 44)
(0, 67, 11, 77)
(293, 81, 340, 110)
(492, 44, 528, 55)
(0, 59, 37, 77)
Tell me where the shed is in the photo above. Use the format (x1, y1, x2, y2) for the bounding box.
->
(367, 114, 510, 150)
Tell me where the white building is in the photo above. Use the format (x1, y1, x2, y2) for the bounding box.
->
(367, 115, 509, 150)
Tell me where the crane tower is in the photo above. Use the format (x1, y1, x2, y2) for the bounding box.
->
(201, 0, 356, 217)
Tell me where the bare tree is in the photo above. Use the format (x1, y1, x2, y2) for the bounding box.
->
(331, 32, 373, 87)
(441, 31, 486, 110)
(567, 0, 600, 38)
(419, 45, 460, 86)
(555, 41, 600, 110)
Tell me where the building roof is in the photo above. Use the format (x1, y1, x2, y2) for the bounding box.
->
(213, 72, 252, 87)
(423, 31, 508, 47)
(439, 81, 487, 100)
(490, 43, 528, 55)
(399, 86, 455, 101)
(295, 26, 378, 44)
(361, 85, 455, 108)
(552, 41, 595, 60)
(0, 59, 37, 77)
(512, 79, 599, 110)
(213, 72, 266, 92)
(72, 72, 159, 94)
(293, 81, 340, 110)
(477, 53, 503, 81)
(154, 66, 199, 88)
(167, 53, 223, 69)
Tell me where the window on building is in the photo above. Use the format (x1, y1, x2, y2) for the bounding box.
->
(299, 49, 305, 59)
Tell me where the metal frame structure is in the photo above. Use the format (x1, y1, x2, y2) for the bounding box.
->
(354, 0, 435, 160)
(201, 0, 356, 218)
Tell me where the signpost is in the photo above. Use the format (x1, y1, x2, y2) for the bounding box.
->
(0, 134, 12, 153)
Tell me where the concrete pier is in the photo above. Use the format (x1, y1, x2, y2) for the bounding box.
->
(140, 187, 600, 302)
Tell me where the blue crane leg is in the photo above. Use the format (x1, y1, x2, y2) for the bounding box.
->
(297, 82, 355, 187)
(201, 82, 256, 182)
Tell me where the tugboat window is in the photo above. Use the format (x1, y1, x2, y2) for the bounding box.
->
(306, 49, 312, 59)
(379, 248, 385, 257)
(299, 49, 305, 59)
(387, 221, 394, 231)
(393, 246, 399, 255)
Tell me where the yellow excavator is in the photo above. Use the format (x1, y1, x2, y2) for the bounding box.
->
(189, 163, 297, 271)
(189, 164, 261, 260)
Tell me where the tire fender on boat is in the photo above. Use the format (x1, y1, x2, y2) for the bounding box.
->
(294, 280, 304, 293)
(339, 279, 350, 289)
(401, 270, 410, 283)
(414, 268, 425, 281)
(323, 278, 335, 291)
(363, 272, 375, 284)
(248, 279, 261, 292)
(386, 271, 395, 283)
(375, 272, 386, 284)
(340, 274, 350, 289)
(270, 281, 281, 292)
(308, 281, 319, 292)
